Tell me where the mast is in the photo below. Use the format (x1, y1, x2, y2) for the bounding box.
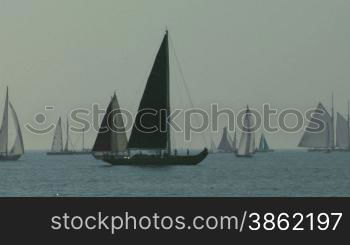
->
(348, 101, 350, 151)
(65, 117, 69, 152)
(82, 127, 85, 151)
(5, 87, 8, 155)
(331, 92, 335, 150)
(165, 30, 171, 155)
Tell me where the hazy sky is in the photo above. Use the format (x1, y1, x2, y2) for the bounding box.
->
(0, 0, 349, 150)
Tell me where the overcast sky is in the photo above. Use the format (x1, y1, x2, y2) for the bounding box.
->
(0, 0, 349, 150)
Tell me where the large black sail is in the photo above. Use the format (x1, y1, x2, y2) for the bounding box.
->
(93, 94, 128, 153)
(128, 32, 170, 150)
(93, 100, 113, 152)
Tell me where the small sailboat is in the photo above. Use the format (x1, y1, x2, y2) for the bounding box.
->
(231, 131, 237, 153)
(236, 106, 255, 157)
(92, 93, 128, 159)
(298, 102, 334, 152)
(218, 127, 234, 153)
(47, 117, 91, 155)
(257, 134, 274, 153)
(0, 87, 24, 161)
(101, 30, 208, 165)
(335, 102, 350, 151)
(209, 138, 217, 154)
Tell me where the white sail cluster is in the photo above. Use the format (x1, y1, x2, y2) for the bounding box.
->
(299, 101, 350, 151)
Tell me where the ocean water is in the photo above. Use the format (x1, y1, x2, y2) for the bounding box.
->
(0, 150, 349, 197)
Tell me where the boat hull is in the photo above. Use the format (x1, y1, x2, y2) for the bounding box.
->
(236, 153, 253, 158)
(0, 154, 22, 161)
(307, 148, 329, 152)
(102, 149, 208, 166)
(257, 150, 275, 153)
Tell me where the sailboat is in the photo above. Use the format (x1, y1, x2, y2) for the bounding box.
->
(231, 131, 237, 153)
(92, 93, 128, 159)
(209, 138, 217, 154)
(47, 117, 91, 155)
(0, 87, 25, 161)
(257, 133, 274, 153)
(236, 106, 255, 157)
(217, 127, 234, 153)
(101, 30, 208, 165)
(335, 102, 350, 151)
(298, 102, 334, 152)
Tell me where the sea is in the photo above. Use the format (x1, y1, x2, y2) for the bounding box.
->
(0, 150, 349, 197)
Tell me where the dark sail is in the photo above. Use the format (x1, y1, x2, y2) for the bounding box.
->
(92, 99, 113, 152)
(93, 94, 128, 153)
(218, 127, 233, 152)
(128, 31, 170, 150)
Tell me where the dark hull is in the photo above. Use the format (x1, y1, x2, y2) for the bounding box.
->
(47, 151, 91, 156)
(307, 148, 329, 152)
(236, 151, 253, 157)
(0, 154, 22, 161)
(102, 149, 208, 166)
(236, 154, 253, 158)
(257, 150, 275, 153)
(334, 149, 350, 152)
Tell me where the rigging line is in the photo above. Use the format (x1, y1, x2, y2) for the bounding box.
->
(168, 34, 209, 148)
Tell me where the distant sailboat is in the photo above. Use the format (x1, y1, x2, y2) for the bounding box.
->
(47, 117, 91, 155)
(230, 131, 238, 153)
(209, 138, 217, 154)
(257, 134, 273, 153)
(0, 87, 24, 161)
(236, 106, 255, 157)
(335, 102, 350, 151)
(101, 30, 208, 165)
(92, 93, 128, 159)
(298, 102, 334, 152)
(218, 127, 233, 153)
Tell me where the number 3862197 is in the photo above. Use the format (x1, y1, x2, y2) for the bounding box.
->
(248, 212, 342, 231)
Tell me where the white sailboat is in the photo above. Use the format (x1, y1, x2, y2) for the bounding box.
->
(0, 87, 24, 161)
(236, 106, 255, 157)
(47, 117, 91, 155)
(209, 138, 217, 154)
(298, 102, 334, 152)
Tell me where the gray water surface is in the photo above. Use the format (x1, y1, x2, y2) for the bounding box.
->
(0, 151, 349, 197)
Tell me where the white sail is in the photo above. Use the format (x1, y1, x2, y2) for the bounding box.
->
(231, 131, 237, 152)
(51, 118, 63, 152)
(0, 88, 9, 154)
(9, 102, 24, 155)
(237, 108, 254, 156)
(249, 132, 255, 153)
(64, 118, 69, 151)
(209, 139, 216, 153)
(110, 93, 128, 153)
(336, 113, 349, 149)
(299, 103, 333, 149)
